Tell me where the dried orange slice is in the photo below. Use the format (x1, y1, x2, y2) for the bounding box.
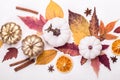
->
(112, 39, 120, 55)
(56, 55, 73, 73)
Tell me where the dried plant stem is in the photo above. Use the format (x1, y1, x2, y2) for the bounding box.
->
(16, 6, 38, 14)
(14, 59, 35, 72)
(9, 58, 30, 67)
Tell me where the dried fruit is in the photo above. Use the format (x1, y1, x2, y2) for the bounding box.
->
(110, 56, 118, 63)
(56, 55, 73, 73)
(43, 17, 70, 47)
(22, 35, 44, 57)
(48, 65, 54, 72)
(84, 8, 92, 16)
(1, 22, 22, 44)
(112, 39, 120, 55)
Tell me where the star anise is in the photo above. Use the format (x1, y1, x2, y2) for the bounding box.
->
(48, 65, 54, 72)
(84, 8, 92, 16)
(110, 56, 118, 63)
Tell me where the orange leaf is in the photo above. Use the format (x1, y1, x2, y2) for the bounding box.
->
(105, 20, 117, 33)
(105, 34, 118, 40)
(91, 57, 100, 77)
(69, 10, 90, 45)
(36, 50, 57, 65)
(45, 0, 64, 20)
(99, 20, 105, 35)
(0, 40, 3, 48)
(80, 57, 87, 65)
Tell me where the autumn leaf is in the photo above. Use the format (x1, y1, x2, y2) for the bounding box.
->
(105, 34, 118, 40)
(89, 8, 99, 38)
(69, 10, 90, 45)
(105, 20, 117, 33)
(99, 20, 105, 35)
(91, 57, 100, 77)
(45, 0, 64, 20)
(2, 47, 18, 62)
(19, 15, 46, 32)
(102, 45, 109, 50)
(98, 54, 111, 70)
(36, 50, 57, 65)
(55, 43, 80, 56)
(80, 57, 87, 65)
(114, 26, 120, 33)
(0, 40, 3, 47)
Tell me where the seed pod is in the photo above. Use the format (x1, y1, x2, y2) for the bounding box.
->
(1, 22, 22, 44)
(22, 35, 44, 57)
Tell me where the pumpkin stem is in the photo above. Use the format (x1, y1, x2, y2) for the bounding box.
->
(45, 24, 61, 36)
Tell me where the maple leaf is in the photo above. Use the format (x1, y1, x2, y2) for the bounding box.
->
(89, 7, 99, 38)
(80, 57, 87, 65)
(69, 10, 90, 45)
(91, 57, 100, 77)
(2, 47, 18, 62)
(84, 8, 92, 16)
(19, 15, 46, 32)
(98, 54, 111, 70)
(102, 45, 109, 50)
(114, 26, 120, 33)
(55, 43, 80, 56)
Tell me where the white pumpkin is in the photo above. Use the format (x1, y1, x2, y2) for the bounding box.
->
(78, 36, 102, 59)
(22, 35, 44, 57)
(43, 17, 71, 47)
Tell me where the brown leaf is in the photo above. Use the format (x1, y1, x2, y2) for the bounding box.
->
(114, 26, 120, 33)
(19, 15, 46, 32)
(55, 43, 80, 56)
(102, 45, 109, 50)
(69, 10, 90, 45)
(36, 50, 57, 65)
(98, 54, 111, 70)
(80, 57, 87, 65)
(2, 47, 18, 62)
(89, 7, 99, 38)
(91, 57, 100, 77)
(105, 34, 118, 40)
(45, 0, 64, 20)
(99, 20, 105, 35)
(105, 20, 117, 33)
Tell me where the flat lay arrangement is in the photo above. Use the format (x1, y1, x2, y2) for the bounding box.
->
(0, 0, 120, 80)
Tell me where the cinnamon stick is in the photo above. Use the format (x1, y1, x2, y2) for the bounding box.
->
(9, 58, 30, 67)
(14, 59, 35, 72)
(16, 6, 38, 14)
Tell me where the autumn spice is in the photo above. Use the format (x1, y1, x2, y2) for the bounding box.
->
(16, 6, 38, 14)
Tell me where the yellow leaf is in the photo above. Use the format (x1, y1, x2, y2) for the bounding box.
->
(45, 0, 64, 20)
(69, 10, 90, 45)
(36, 49, 57, 65)
(0, 40, 3, 47)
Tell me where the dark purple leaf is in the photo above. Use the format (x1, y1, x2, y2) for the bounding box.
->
(102, 45, 109, 50)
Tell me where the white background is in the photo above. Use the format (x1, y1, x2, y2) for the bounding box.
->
(0, 0, 120, 80)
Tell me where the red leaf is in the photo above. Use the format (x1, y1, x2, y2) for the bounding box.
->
(98, 54, 111, 70)
(102, 45, 109, 50)
(114, 26, 120, 33)
(55, 43, 80, 56)
(80, 57, 87, 65)
(91, 57, 100, 77)
(2, 47, 18, 62)
(19, 15, 47, 32)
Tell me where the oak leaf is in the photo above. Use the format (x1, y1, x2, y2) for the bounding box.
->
(89, 8, 99, 38)
(19, 15, 46, 33)
(91, 57, 100, 77)
(114, 26, 120, 33)
(2, 47, 18, 62)
(36, 50, 57, 65)
(69, 10, 90, 45)
(98, 54, 111, 70)
(45, 0, 64, 20)
(55, 43, 80, 56)
(80, 57, 87, 65)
